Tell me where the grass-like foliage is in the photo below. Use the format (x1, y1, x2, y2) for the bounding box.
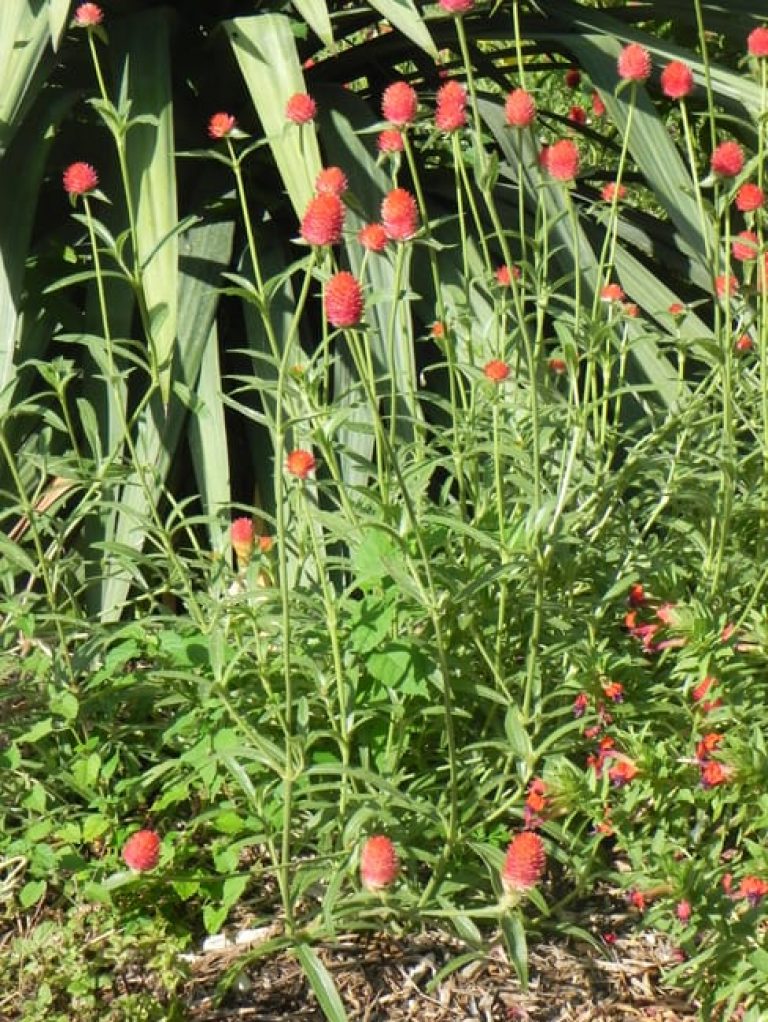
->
(2, 1, 768, 1019)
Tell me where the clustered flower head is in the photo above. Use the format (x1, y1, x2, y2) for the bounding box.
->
(710, 140, 744, 178)
(285, 92, 317, 124)
(324, 271, 364, 327)
(438, 0, 474, 13)
(435, 80, 468, 132)
(63, 161, 99, 196)
(747, 26, 768, 58)
(381, 187, 419, 241)
(495, 264, 520, 286)
(315, 166, 348, 196)
(732, 230, 759, 262)
(208, 112, 236, 140)
(736, 182, 764, 212)
(358, 222, 388, 253)
(122, 829, 161, 871)
(381, 81, 418, 126)
(74, 3, 103, 26)
(483, 359, 510, 383)
(504, 88, 536, 128)
(715, 273, 739, 300)
(524, 777, 548, 828)
(617, 43, 652, 82)
(542, 139, 580, 181)
(377, 128, 404, 153)
(501, 831, 546, 893)
(300, 193, 344, 247)
(601, 282, 625, 303)
(231, 517, 255, 569)
(285, 448, 317, 479)
(360, 835, 399, 891)
(660, 61, 694, 100)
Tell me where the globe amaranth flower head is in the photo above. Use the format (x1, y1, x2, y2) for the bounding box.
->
(285, 92, 317, 124)
(74, 3, 103, 26)
(357, 223, 388, 253)
(542, 139, 579, 181)
(381, 188, 419, 241)
(122, 829, 161, 871)
(324, 271, 364, 328)
(63, 162, 99, 196)
(747, 26, 768, 58)
(438, 0, 474, 13)
(285, 449, 317, 479)
(300, 193, 345, 247)
(601, 181, 627, 202)
(315, 166, 348, 196)
(617, 43, 652, 82)
(504, 88, 536, 128)
(660, 61, 694, 100)
(381, 81, 418, 126)
(231, 517, 255, 569)
(483, 359, 510, 383)
(710, 140, 744, 177)
(501, 831, 546, 893)
(564, 67, 581, 89)
(208, 112, 236, 140)
(435, 80, 467, 132)
(736, 182, 764, 211)
(360, 835, 399, 891)
(377, 129, 404, 154)
(732, 230, 759, 262)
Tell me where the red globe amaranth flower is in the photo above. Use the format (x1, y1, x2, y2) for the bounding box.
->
(617, 43, 652, 82)
(502, 832, 546, 892)
(208, 112, 236, 140)
(285, 93, 317, 124)
(732, 230, 758, 261)
(231, 517, 255, 568)
(715, 273, 739, 299)
(63, 162, 99, 196)
(564, 67, 581, 89)
(660, 61, 694, 100)
(300, 193, 344, 246)
(543, 139, 579, 181)
(568, 105, 587, 126)
(285, 449, 316, 479)
(700, 760, 732, 788)
(736, 182, 765, 211)
(360, 835, 399, 891)
(381, 188, 418, 241)
(325, 271, 364, 328)
(483, 359, 510, 383)
(628, 889, 646, 912)
(548, 357, 567, 375)
(74, 3, 103, 26)
(748, 26, 768, 58)
(258, 535, 273, 553)
(710, 140, 744, 178)
(676, 900, 692, 923)
(381, 81, 418, 126)
(495, 264, 520, 286)
(668, 302, 685, 316)
(438, 0, 474, 13)
(358, 223, 388, 252)
(504, 88, 536, 128)
(591, 92, 606, 117)
(622, 302, 639, 318)
(315, 166, 348, 196)
(431, 321, 445, 339)
(122, 829, 161, 871)
(601, 283, 625, 302)
(377, 129, 404, 153)
(739, 876, 768, 905)
(435, 80, 467, 132)
(735, 333, 754, 353)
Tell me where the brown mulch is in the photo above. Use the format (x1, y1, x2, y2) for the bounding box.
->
(183, 928, 698, 1021)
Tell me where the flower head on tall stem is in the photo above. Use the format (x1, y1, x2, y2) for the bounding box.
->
(231, 517, 255, 569)
(435, 80, 467, 132)
(285, 93, 317, 124)
(315, 166, 348, 196)
(285, 449, 317, 479)
(438, 0, 474, 13)
(324, 271, 364, 327)
(377, 129, 404, 153)
(564, 67, 581, 89)
(591, 92, 606, 117)
(501, 831, 546, 893)
(660, 61, 694, 100)
(601, 181, 627, 203)
(747, 26, 768, 58)
(208, 112, 236, 140)
(360, 835, 399, 891)
(735, 182, 764, 211)
(732, 230, 759, 262)
(357, 223, 388, 253)
(381, 82, 418, 126)
(504, 88, 536, 128)
(495, 264, 520, 287)
(542, 139, 579, 181)
(300, 193, 344, 247)
(63, 162, 99, 196)
(617, 43, 652, 82)
(483, 359, 510, 383)
(381, 188, 418, 241)
(710, 140, 744, 178)
(74, 3, 103, 26)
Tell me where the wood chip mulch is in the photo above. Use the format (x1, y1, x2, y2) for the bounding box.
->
(183, 928, 699, 1021)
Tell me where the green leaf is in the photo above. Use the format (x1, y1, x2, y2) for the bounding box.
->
(19, 879, 47, 909)
(293, 943, 349, 1022)
(500, 912, 528, 991)
(292, 0, 334, 48)
(48, 0, 72, 52)
(367, 0, 436, 58)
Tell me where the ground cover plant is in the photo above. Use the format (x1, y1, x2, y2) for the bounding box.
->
(2, 0, 768, 1018)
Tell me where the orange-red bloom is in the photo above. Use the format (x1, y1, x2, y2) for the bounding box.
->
(315, 166, 348, 196)
(747, 26, 768, 58)
(285, 449, 316, 479)
(504, 88, 536, 128)
(711, 140, 744, 177)
(568, 105, 587, 126)
(74, 3, 103, 26)
(715, 273, 739, 300)
(122, 829, 161, 871)
(285, 93, 317, 124)
(377, 129, 404, 153)
(358, 223, 388, 252)
(208, 112, 236, 139)
(381, 188, 418, 241)
(381, 81, 418, 126)
(700, 760, 731, 788)
(502, 831, 546, 892)
(617, 43, 652, 82)
(591, 92, 606, 117)
(608, 755, 638, 787)
(63, 162, 98, 196)
(739, 876, 768, 905)
(325, 271, 364, 327)
(601, 283, 625, 302)
(601, 181, 627, 203)
(543, 139, 579, 181)
(660, 61, 694, 99)
(495, 264, 520, 286)
(231, 517, 255, 568)
(360, 835, 399, 891)
(483, 359, 510, 383)
(732, 230, 759, 262)
(736, 182, 764, 211)
(300, 193, 344, 247)
(435, 80, 467, 132)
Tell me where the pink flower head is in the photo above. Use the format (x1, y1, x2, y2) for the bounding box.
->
(381, 81, 418, 126)
(325, 271, 364, 328)
(711, 140, 744, 178)
(74, 3, 103, 26)
(700, 760, 732, 788)
(732, 230, 759, 261)
(63, 162, 98, 196)
(231, 517, 255, 568)
(504, 88, 536, 128)
(438, 0, 474, 13)
(715, 273, 739, 300)
(357, 223, 388, 252)
(739, 876, 768, 906)
(696, 732, 723, 762)
(435, 80, 468, 132)
(377, 129, 404, 153)
(565, 67, 581, 89)
(501, 831, 546, 892)
(668, 302, 685, 316)
(735, 333, 754, 353)
(122, 829, 161, 871)
(601, 283, 625, 302)
(300, 193, 344, 247)
(483, 359, 510, 383)
(747, 26, 768, 58)
(360, 835, 399, 891)
(315, 166, 348, 196)
(543, 139, 579, 181)
(735, 182, 764, 212)
(208, 112, 236, 140)
(285, 449, 316, 479)
(676, 899, 692, 923)
(285, 93, 317, 124)
(617, 43, 652, 82)
(381, 187, 418, 242)
(660, 61, 694, 100)
(549, 357, 567, 375)
(568, 105, 587, 126)
(591, 92, 606, 117)
(495, 264, 520, 286)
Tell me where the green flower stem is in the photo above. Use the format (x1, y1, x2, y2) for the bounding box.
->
(758, 59, 768, 551)
(679, 100, 713, 265)
(454, 16, 488, 182)
(692, 0, 718, 154)
(386, 240, 411, 450)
